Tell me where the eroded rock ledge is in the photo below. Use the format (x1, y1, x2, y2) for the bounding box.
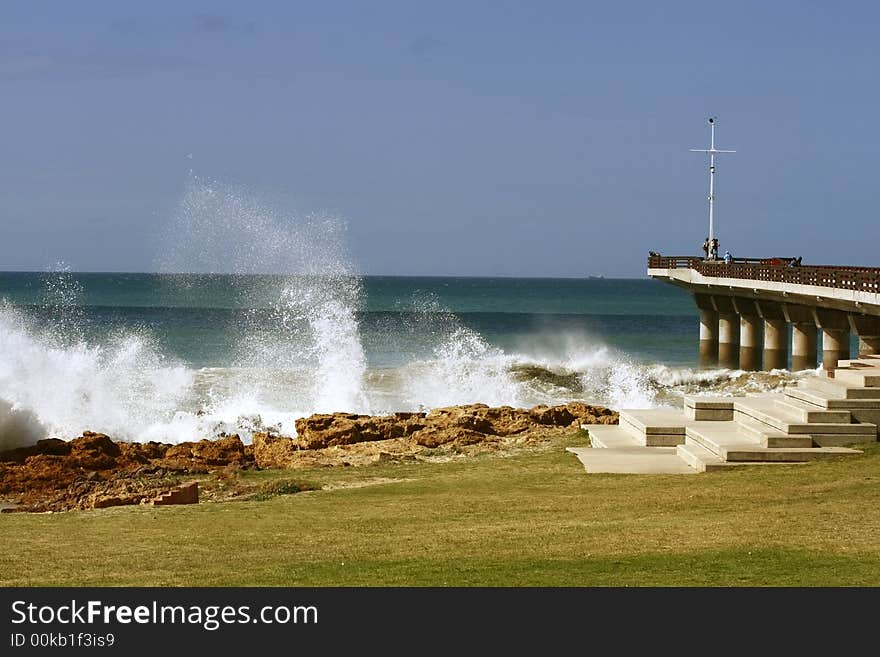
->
(0, 402, 617, 511)
(254, 402, 617, 468)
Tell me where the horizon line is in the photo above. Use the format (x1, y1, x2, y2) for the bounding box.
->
(0, 270, 647, 280)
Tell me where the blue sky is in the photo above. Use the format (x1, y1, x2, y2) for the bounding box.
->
(1, 1, 877, 277)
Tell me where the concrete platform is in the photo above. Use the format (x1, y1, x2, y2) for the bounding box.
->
(618, 407, 701, 445)
(685, 424, 861, 462)
(676, 442, 738, 472)
(619, 408, 690, 435)
(730, 414, 813, 447)
(801, 376, 880, 400)
(683, 396, 735, 420)
(837, 359, 875, 369)
(567, 445, 697, 475)
(582, 425, 640, 449)
(808, 434, 876, 447)
(833, 370, 880, 388)
(620, 423, 687, 447)
(785, 387, 880, 409)
(772, 397, 852, 423)
(733, 397, 876, 435)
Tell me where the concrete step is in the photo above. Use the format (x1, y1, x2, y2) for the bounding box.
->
(781, 383, 880, 429)
(773, 397, 852, 423)
(837, 356, 880, 368)
(619, 408, 689, 446)
(685, 425, 862, 462)
(619, 408, 687, 435)
(734, 415, 814, 448)
(733, 397, 876, 436)
(837, 359, 874, 369)
(567, 444, 698, 475)
(581, 425, 640, 449)
(581, 420, 660, 447)
(809, 434, 878, 447)
(683, 396, 735, 421)
(784, 386, 832, 408)
(833, 370, 880, 388)
(685, 423, 760, 459)
(800, 376, 880, 400)
(733, 396, 819, 433)
(617, 421, 684, 447)
(785, 386, 880, 410)
(676, 442, 735, 472)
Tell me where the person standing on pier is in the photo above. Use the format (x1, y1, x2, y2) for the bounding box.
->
(710, 237, 719, 259)
(702, 237, 710, 259)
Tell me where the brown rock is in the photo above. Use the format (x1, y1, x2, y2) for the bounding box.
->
(425, 406, 496, 434)
(529, 405, 576, 426)
(92, 495, 135, 509)
(295, 415, 361, 449)
(563, 401, 617, 423)
(156, 435, 251, 472)
(34, 438, 72, 457)
(411, 427, 489, 447)
(68, 432, 120, 470)
(478, 406, 535, 435)
(293, 412, 428, 450)
(0, 401, 618, 511)
(119, 441, 169, 461)
(289, 402, 618, 452)
(191, 435, 249, 466)
(253, 432, 299, 469)
(0, 430, 257, 512)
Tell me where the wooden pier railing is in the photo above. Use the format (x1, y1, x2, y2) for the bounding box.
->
(647, 254, 880, 293)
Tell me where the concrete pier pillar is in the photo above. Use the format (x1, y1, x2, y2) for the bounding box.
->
(718, 312, 740, 369)
(791, 323, 817, 371)
(699, 308, 719, 367)
(739, 315, 762, 371)
(859, 336, 880, 357)
(763, 319, 788, 370)
(822, 328, 850, 375)
(849, 315, 880, 358)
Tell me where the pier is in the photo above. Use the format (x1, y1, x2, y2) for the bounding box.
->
(647, 254, 880, 374)
(571, 255, 880, 474)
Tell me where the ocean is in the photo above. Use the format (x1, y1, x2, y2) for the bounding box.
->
(0, 270, 806, 448)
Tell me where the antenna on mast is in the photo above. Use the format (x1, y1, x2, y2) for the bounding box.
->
(690, 117, 736, 250)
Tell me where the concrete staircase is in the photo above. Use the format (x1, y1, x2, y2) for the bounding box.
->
(571, 357, 880, 474)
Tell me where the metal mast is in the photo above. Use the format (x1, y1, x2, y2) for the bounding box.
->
(690, 117, 735, 247)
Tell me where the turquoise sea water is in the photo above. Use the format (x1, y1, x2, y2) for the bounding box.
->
(0, 273, 697, 367)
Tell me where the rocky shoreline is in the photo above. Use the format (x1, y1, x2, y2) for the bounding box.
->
(0, 402, 617, 512)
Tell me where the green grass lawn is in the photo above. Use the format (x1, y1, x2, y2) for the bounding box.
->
(3, 432, 880, 586)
